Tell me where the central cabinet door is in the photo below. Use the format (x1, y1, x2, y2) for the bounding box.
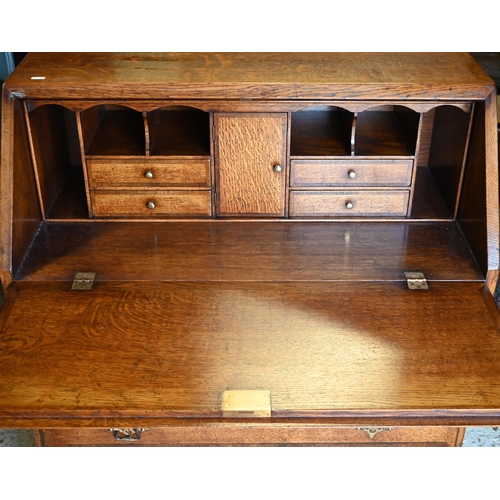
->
(215, 113, 287, 216)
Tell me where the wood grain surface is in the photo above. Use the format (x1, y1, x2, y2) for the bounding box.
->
(36, 426, 463, 447)
(215, 113, 287, 216)
(85, 108, 146, 156)
(289, 190, 409, 217)
(290, 159, 413, 187)
(484, 90, 499, 292)
(149, 108, 210, 156)
(1, 53, 499, 441)
(87, 158, 211, 188)
(14, 221, 483, 282)
(90, 190, 212, 217)
(355, 110, 418, 156)
(11, 99, 42, 278)
(4, 53, 494, 100)
(290, 107, 353, 156)
(1, 281, 500, 425)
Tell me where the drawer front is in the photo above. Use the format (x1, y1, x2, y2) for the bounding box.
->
(289, 190, 409, 217)
(35, 426, 464, 447)
(290, 160, 413, 187)
(87, 158, 211, 188)
(91, 190, 212, 217)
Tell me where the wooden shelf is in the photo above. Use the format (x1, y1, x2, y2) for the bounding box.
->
(355, 110, 418, 156)
(410, 166, 454, 219)
(149, 109, 210, 156)
(45, 167, 89, 220)
(86, 109, 145, 156)
(290, 107, 353, 156)
(16, 221, 482, 283)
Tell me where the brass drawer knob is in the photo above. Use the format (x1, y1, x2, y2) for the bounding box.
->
(146, 201, 156, 209)
(348, 169, 356, 179)
(345, 201, 353, 209)
(144, 170, 154, 179)
(273, 164, 282, 172)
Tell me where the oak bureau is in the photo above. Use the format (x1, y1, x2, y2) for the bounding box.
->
(0, 53, 499, 446)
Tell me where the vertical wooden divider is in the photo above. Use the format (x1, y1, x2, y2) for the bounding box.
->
(143, 112, 150, 156)
(23, 102, 45, 220)
(209, 112, 216, 218)
(76, 111, 93, 218)
(454, 104, 476, 220)
(350, 112, 357, 156)
(284, 112, 291, 218)
(406, 112, 424, 218)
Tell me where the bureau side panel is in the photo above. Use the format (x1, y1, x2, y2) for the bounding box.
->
(1, 95, 41, 286)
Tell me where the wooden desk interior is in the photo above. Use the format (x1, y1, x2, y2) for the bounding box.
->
(1, 53, 499, 445)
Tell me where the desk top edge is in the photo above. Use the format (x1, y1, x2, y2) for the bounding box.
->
(4, 52, 495, 101)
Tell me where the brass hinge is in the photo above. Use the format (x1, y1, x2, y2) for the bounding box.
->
(222, 390, 271, 417)
(404, 272, 428, 290)
(71, 272, 96, 290)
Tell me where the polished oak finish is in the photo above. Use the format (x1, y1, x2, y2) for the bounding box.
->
(91, 190, 212, 217)
(85, 108, 146, 156)
(87, 158, 211, 188)
(215, 113, 287, 216)
(6, 53, 493, 100)
(1, 281, 500, 423)
(35, 426, 464, 447)
(289, 190, 410, 217)
(290, 159, 413, 187)
(1, 53, 499, 446)
(14, 222, 483, 283)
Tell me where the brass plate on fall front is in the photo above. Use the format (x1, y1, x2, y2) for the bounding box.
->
(222, 390, 271, 417)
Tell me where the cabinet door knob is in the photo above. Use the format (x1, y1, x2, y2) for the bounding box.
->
(345, 201, 353, 209)
(273, 164, 282, 172)
(146, 201, 156, 209)
(144, 170, 154, 179)
(348, 169, 356, 179)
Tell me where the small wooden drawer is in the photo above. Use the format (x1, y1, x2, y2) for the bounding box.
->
(87, 158, 211, 188)
(35, 426, 464, 447)
(91, 190, 212, 217)
(290, 159, 413, 187)
(289, 190, 409, 217)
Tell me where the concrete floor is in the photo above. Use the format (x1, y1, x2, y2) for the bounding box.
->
(1, 427, 499, 446)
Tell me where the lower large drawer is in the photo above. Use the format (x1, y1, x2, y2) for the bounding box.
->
(289, 190, 409, 217)
(91, 190, 212, 217)
(35, 426, 464, 447)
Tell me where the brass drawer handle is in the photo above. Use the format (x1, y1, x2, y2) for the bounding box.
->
(146, 201, 156, 209)
(348, 169, 356, 179)
(144, 170, 154, 179)
(357, 427, 392, 439)
(109, 428, 147, 441)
